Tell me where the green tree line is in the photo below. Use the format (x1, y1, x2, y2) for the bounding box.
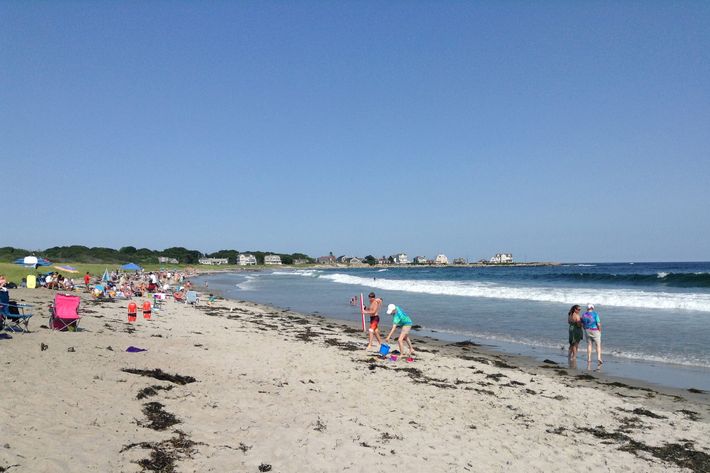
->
(0, 246, 313, 265)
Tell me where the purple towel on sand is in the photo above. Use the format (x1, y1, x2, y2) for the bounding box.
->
(126, 346, 147, 353)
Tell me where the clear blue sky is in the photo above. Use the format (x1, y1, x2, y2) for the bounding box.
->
(2, 1, 709, 262)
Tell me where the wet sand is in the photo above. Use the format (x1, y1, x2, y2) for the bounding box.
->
(1, 288, 709, 472)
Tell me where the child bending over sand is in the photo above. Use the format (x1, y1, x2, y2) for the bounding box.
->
(385, 303, 415, 358)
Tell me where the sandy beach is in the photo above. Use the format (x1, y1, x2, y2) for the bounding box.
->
(1, 288, 709, 473)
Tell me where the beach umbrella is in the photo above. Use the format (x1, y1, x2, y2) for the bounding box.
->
(14, 256, 52, 268)
(120, 262, 143, 271)
(54, 265, 79, 273)
(102, 268, 110, 282)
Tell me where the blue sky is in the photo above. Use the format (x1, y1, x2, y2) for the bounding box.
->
(2, 1, 709, 262)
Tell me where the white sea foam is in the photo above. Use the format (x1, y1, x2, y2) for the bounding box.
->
(657, 272, 669, 278)
(235, 275, 258, 290)
(377, 269, 388, 272)
(576, 264, 596, 267)
(318, 273, 710, 312)
(271, 270, 322, 277)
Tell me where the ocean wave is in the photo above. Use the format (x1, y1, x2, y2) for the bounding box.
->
(536, 271, 710, 288)
(319, 273, 710, 312)
(271, 270, 322, 277)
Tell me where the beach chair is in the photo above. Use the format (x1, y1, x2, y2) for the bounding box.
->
(49, 293, 81, 331)
(185, 291, 198, 305)
(0, 290, 34, 333)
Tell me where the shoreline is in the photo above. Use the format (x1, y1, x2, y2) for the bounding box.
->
(2, 288, 708, 472)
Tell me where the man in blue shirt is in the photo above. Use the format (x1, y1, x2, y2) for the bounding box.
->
(581, 304, 602, 367)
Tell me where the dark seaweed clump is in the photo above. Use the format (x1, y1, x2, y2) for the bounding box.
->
(122, 430, 197, 473)
(122, 368, 196, 385)
(140, 402, 180, 431)
(583, 426, 710, 472)
(137, 385, 175, 400)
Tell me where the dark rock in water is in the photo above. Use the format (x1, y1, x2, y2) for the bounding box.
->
(543, 359, 558, 365)
(687, 388, 706, 394)
(411, 325, 422, 331)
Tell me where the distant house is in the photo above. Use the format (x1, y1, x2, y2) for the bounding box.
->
(158, 256, 179, 264)
(264, 254, 282, 265)
(434, 254, 449, 265)
(489, 253, 513, 264)
(317, 255, 336, 265)
(293, 258, 309, 265)
(237, 254, 257, 266)
(377, 257, 389, 265)
(414, 256, 428, 264)
(453, 257, 467, 265)
(198, 257, 229, 265)
(348, 257, 363, 265)
(392, 253, 409, 265)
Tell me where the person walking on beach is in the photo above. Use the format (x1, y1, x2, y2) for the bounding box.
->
(567, 305, 584, 366)
(363, 292, 383, 350)
(83, 272, 91, 292)
(581, 304, 602, 367)
(385, 303, 415, 359)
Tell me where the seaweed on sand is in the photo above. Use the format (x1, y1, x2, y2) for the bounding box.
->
(121, 430, 197, 473)
(140, 402, 180, 431)
(583, 426, 710, 472)
(122, 368, 196, 385)
(137, 385, 175, 400)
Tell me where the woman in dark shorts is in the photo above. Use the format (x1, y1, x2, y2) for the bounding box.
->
(567, 304, 583, 366)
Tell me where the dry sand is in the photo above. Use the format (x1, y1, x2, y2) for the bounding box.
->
(1, 288, 709, 472)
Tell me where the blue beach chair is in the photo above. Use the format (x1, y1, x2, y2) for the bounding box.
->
(0, 290, 34, 333)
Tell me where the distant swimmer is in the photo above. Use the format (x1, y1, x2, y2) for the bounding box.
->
(363, 292, 383, 351)
(385, 303, 415, 360)
(350, 296, 358, 305)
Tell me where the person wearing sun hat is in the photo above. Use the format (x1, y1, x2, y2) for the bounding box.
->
(581, 303, 602, 367)
(385, 303, 415, 359)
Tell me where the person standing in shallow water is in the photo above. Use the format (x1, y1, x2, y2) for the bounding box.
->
(567, 305, 583, 367)
(581, 304, 602, 368)
(362, 292, 383, 351)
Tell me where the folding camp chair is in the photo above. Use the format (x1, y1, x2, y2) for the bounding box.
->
(0, 290, 34, 333)
(49, 293, 81, 331)
(186, 291, 199, 305)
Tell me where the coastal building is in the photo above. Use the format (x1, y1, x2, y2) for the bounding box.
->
(237, 254, 257, 266)
(392, 253, 409, 265)
(292, 258, 309, 265)
(435, 254, 449, 265)
(377, 257, 388, 265)
(453, 257, 467, 265)
(316, 255, 336, 265)
(489, 253, 513, 264)
(198, 257, 229, 265)
(264, 254, 282, 265)
(158, 256, 179, 264)
(414, 256, 428, 264)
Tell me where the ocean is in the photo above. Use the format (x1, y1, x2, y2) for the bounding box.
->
(196, 262, 710, 391)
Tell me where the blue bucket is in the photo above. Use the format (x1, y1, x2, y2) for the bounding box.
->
(379, 344, 390, 356)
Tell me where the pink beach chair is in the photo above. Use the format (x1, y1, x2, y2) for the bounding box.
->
(49, 294, 81, 331)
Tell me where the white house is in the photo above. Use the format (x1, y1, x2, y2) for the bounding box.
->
(392, 253, 409, 265)
(198, 257, 229, 265)
(434, 254, 449, 265)
(158, 256, 179, 264)
(490, 253, 513, 264)
(414, 256, 428, 264)
(237, 254, 257, 266)
(264, 254, 282, 265)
